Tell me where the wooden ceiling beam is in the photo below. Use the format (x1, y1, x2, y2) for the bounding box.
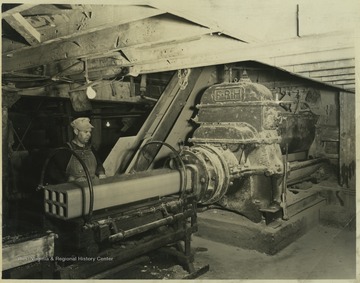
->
(3, 6, 164, 53)
(3, 13, 42, 45)
(284, 59, 355, 73)
(123, 34, 246, 67)
(3, 55, 127, 83)
(297, 67, 355, 78)
(48, 6, 163, 43)
(9, 6, 164, 48)
(272, 48, 354, 69)
(2, 15, 215, 73)
(319, 74, 355, 83)
(20, 5, 82, 16)
(338, 84, 355, 89)
(2, 82, 141, 103)
(327, 79, 356, 85)
(128, 31, 355, 75)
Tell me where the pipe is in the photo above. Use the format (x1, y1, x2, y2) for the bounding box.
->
(287, 158, 326, 185)
(289, 158, 326, 171)
(108, 209, 193, 242)
(84, 199, 182, 229)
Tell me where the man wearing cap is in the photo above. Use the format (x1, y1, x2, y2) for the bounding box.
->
(66, 117, 106, 182)
(48, 117, 106, 183)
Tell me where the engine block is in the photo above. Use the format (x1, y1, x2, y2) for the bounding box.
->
(182, 73, 320, 222)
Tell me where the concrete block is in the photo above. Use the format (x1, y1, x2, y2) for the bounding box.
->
(195, 199, 325, 255)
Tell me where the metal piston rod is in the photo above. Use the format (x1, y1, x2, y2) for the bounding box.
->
(108, 209, 194, 242)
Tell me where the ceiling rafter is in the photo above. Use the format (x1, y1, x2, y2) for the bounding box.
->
(2, 15, 218, 73)
(338, 84, 355, 89)
(3, 5, 164, 53)
(19, 5, 86, 16)
(2, 4, 356, 92)
(123, 34, 247, 68)
(127, 31, 354, 74)
(4, 12, 42, 45)
(286, 59, 355, 73)
(298, 67, 355, 78)
(318, 74, 355, 83)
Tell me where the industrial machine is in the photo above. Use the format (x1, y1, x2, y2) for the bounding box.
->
(3, 73, 326, 279)
(182, 72, 324, 223)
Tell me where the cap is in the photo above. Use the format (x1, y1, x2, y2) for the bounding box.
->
(71, 117, 94, 131)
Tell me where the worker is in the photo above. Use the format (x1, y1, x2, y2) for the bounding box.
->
(66, 117, 106, 182)
(47, 117, 106, 183)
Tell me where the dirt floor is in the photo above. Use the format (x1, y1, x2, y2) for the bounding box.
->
(192, 223, 357, 279)
(110, 220, 356, 280)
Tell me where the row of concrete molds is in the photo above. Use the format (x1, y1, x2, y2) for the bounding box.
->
(44, 168, 187, 220)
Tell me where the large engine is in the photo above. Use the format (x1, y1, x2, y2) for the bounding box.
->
(181, 73, 322, 222)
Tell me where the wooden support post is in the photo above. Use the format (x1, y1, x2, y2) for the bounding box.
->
(1, 92, 20, 229)
(339, 91, 355, 190)
(153, 66, 218, 163)
(132, 68, 203, 172)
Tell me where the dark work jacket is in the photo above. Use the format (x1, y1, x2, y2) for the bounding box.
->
(47, 141, 105, 184)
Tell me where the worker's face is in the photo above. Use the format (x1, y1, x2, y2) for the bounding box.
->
(74, 129, 92, 145)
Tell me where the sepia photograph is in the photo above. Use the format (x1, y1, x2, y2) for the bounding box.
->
(1, 0, 358, 280)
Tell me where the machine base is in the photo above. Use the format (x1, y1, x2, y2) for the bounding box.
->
(195, 197, 325, 255)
